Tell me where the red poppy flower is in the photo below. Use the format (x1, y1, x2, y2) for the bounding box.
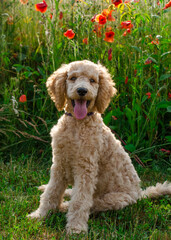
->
(145, 58, 152, 65)
(160, 149, 170, 154)
(157, 0, 160, 6)
(121, 21, 133, 29)
(83, 38, 88, 45)
(146, 92, 151, 99)
(163, 1, 171, 9)
(134, 69, 137, 76)
(104, 31, 115, 42)
(93, 24, 102, 37)
(19, 94, 27, 103)
(125, 76, 128, 84)
(151, 38, 159, 45)
(95, 14, 107, 25)
(108, 48, 112, 61)
(112, 0, 122, 7)
(35, 0, 48, 13)
(102, 9, 115, 21)
(112, 116, 117, 120)
(64, 29, 75, 39)
(59, 11, 63, 20)
(168, 92, 171, 98)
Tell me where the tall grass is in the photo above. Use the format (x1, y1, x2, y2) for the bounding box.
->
(0, 0, 171, 162)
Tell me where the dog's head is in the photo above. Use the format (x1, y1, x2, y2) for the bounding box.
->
(46, 60, 117, 120)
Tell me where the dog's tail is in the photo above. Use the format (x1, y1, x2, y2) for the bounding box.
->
(140, 181, 171, 199)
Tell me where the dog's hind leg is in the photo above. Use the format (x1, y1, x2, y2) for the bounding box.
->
(91, 191, 138, 213)
(38, 185, 72, 197)
(38, 184, 47, 192)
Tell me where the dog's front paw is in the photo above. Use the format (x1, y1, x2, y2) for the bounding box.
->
(27, 209, 45, 219)
(66, 223, 87, 235)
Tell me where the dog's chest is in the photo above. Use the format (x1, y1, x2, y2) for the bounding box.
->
(61, 123, 102, 158)
(51, 115, 109, 183)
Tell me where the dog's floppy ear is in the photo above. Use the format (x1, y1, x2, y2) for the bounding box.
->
(46, 64, 68, 111)
(95, 63, 117, 114)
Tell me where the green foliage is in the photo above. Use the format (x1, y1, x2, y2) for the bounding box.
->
(0, 1, 170, 161)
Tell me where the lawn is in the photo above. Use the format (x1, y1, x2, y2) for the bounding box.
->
(0, 155, 170, 239)
(0, 0, 171, 239)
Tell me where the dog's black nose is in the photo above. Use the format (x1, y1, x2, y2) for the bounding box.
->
(77, 88, 88, 96)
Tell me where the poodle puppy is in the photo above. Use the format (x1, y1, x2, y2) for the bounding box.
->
(28, 60, 171, 234)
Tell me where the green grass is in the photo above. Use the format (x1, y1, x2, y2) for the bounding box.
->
(0, 155, 170, 239)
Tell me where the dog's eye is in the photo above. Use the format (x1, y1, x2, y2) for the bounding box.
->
(90, 78, 95, 83)
(70, 77, 77, 81)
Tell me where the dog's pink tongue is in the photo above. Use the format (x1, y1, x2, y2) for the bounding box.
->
(74, 100, 87, 120)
